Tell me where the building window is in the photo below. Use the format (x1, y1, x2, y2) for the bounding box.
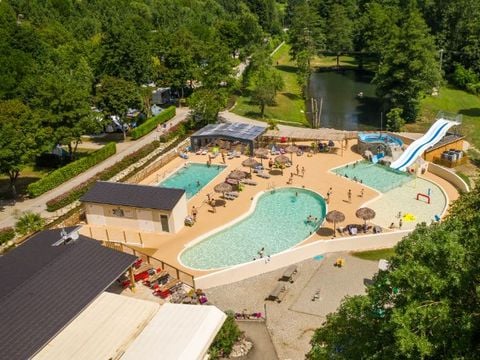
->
(112, 208, 125, 217)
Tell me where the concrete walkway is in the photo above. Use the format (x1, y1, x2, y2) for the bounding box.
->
(0, 107, 190, 228)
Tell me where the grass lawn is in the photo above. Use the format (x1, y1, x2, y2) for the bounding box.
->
(407, 86, 480, 149)
(351, 248, 396, 261)
(232, 43, 309, 126)
(0, 166, 50, 200)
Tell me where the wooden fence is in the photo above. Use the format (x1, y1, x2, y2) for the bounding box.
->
(103, 241, 196, 289)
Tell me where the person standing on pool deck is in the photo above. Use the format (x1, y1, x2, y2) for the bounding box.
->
(347, 189, 352, 203)
(301, 166, 305, 177)
(399, 218, 403, 229)
(360, 188, 364, 197)
(296, 164, 299, 175)
(192, 206, 198, 221)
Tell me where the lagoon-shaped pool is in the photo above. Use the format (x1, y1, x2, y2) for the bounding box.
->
(179, 188, 327, 270)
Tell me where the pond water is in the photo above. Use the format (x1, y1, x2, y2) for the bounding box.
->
(307, 70, 382, 130)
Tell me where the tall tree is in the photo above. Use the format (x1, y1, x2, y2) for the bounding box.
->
(288, 1, 324, 66)
(373, 5, 441, 122)
(251, 65, 285, 118)
(0, 100, 44, 198)
(95, 76, 141, 140)
(326, 4, 354, 67)
(188, 88, 228, 125)
(308, 179, 480, 359)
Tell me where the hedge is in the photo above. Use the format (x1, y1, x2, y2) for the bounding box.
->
(0, 227, 15, 245)
(27, 142, 117, 198)
(130, 106, 176, 140)
(46, 141, 160, 212)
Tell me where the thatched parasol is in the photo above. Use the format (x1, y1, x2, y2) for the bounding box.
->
(326, 210, 345, 237)
(228, 169, 248, 180)
(242, 158, 260, 173)
(355, 207, 376, 232)
(214, 182, 233, 198)
(255, 148, 269, 158)
(274, 155, 290, 165)
(285, 145, 298, 163)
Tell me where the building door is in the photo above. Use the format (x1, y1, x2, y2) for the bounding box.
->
(160, 215, 169, 232)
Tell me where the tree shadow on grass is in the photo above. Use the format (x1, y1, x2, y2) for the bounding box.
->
(0, 177, 41, 201)
(276, 65, 297, 73)
(281, 92, 301, 101)
(459, 108, 480, 117)
(244, 111, 262, 119)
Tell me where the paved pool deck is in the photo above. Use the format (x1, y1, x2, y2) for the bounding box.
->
(81, 139, 460, 278)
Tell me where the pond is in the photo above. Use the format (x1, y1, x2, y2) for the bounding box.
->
(307, 70, 383, 130)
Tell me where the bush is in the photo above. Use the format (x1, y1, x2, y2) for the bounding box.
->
(209, 314, 242, 359)
(386, 107, 405, 132)
(159, 123, 186, 143)
(27, 142, 116, 198)
(15, 212, 45, 236)
(0, 227, 15, 245)
(46, 141, 160, 212)
(130, 106, 176, 139)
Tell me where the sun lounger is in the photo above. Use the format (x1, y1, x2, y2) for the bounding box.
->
(280, 265, 297, 283)
(266, 283, 287, 302)
(241, 179, 258, 185)
(223, 194, 236, 200)
(257, 171, 271, 179)
(225, 191, 239, 197)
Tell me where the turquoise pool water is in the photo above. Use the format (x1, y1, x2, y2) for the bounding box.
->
(358, 132, 403, 146)
(158, 163, 226, 199)
(180, 188, 327, 270)
(332, 161, 412, 193)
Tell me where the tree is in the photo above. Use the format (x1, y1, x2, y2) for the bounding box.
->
(251, 66, 285, 118)
(15, 212, 45, 236)
(188, 88, 228, 125)
(95, 76, 141, 140)
(373, 5, 441, 122)
(307, 180, 480, 359)
(288, 1, 324, 66)
(0, 100, 44, 198)
(326, 4, 354, 67)
(386, 107, 405, 132)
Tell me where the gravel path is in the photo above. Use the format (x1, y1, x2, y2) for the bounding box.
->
(206, 252, 379, 360)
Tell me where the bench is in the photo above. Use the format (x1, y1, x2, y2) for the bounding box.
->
(280, 265, 297, 283)
(266, 283, 286, 303)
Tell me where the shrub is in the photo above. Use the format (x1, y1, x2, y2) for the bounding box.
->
(209, 314, 242, 359)
(130, 106, 176, 139)
(15, 212, 45, 236)
(0, 227, 15, 245)
(386, 107, 405, 132)
(27, 142, 116, 198)
(46, 141, 161, 212)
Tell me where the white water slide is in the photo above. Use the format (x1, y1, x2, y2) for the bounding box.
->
(390, 118, 460, 171)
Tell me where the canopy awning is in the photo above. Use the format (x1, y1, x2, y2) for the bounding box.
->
(121, 303, 227, 360)
(34, 293, 159, 360)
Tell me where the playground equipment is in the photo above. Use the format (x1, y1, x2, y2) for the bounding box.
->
(390, 115, 461, 171)
(416, 193, 431, 204)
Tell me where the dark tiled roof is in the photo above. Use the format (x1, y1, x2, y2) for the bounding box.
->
(80, 181, 185, 211)
(0, 228, 136, 359)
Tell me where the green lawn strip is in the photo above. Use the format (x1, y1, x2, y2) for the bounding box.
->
(351, 248, 396, 261)
(232, 43, 308, 126)
(408, 86, 480, 149)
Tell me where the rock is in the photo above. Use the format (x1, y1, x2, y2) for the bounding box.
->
(229, 338, 253, 358)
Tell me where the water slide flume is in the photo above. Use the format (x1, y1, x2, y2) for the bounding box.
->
(390, 118, 460, 171)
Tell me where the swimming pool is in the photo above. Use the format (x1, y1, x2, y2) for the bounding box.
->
(179, 188, 327, 270)
(358, 133, 403, 146)
(158, 163, 226, 199)
(332, 161, 412, 193)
